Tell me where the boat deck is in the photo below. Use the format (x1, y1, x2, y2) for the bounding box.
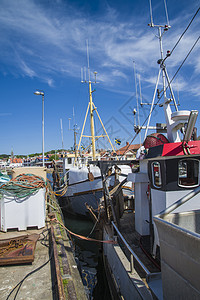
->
(119, 211, 160, 276)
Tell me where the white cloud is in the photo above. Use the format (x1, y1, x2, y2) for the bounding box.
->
(0, 0, 199, 96)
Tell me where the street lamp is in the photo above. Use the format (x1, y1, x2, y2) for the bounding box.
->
(34, 90, 45, 167)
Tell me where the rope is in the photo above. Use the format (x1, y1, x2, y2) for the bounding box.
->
(0, 174, 46, 199)
(51, 217, 117, 245)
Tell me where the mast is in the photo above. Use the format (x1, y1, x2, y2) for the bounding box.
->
(158, 26, 174, 141)
(89, 79, 96, 160)
(78, 43, 117, 160)
(69, 110, 79, 164)
(60, 118, 64, 155)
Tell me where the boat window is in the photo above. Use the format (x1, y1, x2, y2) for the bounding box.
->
(178, 159, 199, 187)
(152, 162, 162, 188)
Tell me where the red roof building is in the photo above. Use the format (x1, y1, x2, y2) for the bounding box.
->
(115, 142, 140, 159)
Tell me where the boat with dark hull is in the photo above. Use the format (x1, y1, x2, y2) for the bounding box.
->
(57, 163, 133, 218)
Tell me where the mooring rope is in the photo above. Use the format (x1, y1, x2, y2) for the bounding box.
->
(51, 217, 117, 245)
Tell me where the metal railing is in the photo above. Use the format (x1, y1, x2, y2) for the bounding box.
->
(111, 221, 151, 276)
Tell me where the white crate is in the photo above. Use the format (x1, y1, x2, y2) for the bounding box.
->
(0, 188, 46, 232)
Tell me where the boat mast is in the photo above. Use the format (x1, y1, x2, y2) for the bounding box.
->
(89, 79, 96, 160)
(69, 108, 78, 164)
(158, 26, 174, 138)
(144, 0, 180, 142)
(78, 42, 117, 160)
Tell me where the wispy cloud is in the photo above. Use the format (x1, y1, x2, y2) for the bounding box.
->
(0, 0, 199, 97)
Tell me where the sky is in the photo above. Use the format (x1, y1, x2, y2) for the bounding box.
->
(0, 0, 200, 155)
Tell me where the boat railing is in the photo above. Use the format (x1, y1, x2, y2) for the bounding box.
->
(159, 185, 200, 218)
(111, 221, 151, 277)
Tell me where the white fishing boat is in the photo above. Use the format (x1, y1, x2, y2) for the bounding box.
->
(57, 56, 132, 218)
(91, 5, 200, 299)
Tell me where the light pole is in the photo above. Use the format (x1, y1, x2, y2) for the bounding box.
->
(34, 90, 45, 167)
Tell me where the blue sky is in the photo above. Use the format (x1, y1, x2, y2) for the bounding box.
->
(0, 0, 199, 155)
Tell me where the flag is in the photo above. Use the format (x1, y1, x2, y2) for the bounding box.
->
(115, 138, 121, 145)
(81, 145, 85, 150)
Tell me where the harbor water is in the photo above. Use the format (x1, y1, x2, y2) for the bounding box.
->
(47, 172, 111, 299)
(63, 214, 111, 300)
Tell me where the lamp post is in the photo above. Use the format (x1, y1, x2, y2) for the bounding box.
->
(34, 90, 45, 167)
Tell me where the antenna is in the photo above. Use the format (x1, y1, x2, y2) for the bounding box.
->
(94, 71, 97, 83)
(133, 61, 141, 145)
(133, 108, 137, 127)
(69, 108, 79, 164)
(73, 106, 75, 125)
(84, 67, 87, 82)
(138, 74, 142, 105)
(60, 118, 64, 152)
(86, 40, 90, 81)
(149, 0, 154, 27)
(163, 0, 170, 27)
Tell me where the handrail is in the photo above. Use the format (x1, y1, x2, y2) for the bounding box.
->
(159, 185, 200, 217)
(111, 221, 151, 275)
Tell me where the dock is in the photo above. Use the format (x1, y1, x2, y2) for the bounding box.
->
(0, 177, 87, 300)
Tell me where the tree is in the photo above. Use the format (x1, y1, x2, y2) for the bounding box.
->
(49, 155, 59, 161)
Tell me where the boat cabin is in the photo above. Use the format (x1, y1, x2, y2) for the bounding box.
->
(128, 141, 200, 256)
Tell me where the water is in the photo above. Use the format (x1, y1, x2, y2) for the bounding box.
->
(47, 171, 111, 299)
(63, 214, 111, 300)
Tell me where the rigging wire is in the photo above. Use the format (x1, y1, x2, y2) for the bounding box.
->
(170, 6, 200, 57)
(170, 35, 200, 84)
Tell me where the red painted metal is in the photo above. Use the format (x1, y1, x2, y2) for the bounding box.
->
(162, 141, 200, 156)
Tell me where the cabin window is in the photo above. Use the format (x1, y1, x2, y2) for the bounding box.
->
(68, 158, 72, 164)
(152, 162, 162, 188)
(178, 159, 199, 187)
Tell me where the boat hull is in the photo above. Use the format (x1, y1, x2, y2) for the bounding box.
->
(58, 190, 103, 218)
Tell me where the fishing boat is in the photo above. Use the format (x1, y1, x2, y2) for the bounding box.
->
(91, 6, 200, 299)
(57, 58, 133, 218)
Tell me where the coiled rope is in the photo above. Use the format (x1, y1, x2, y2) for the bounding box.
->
(0, 173, 46, 199)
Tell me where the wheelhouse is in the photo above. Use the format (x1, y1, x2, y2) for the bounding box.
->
(148, 155, 200, 191)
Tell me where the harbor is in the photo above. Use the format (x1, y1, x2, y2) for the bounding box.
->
(1, 0, 200, 299)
